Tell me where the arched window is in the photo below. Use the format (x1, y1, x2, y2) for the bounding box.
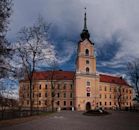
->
(86, 60, 89, 64)
(85, 49, 89, 56)
(86, 67, 89, 73)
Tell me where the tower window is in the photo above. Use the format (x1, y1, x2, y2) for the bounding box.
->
(86, 60, 89, 64)
(87, 93, 90, 97)
(85, 49, 89, 56)
(86, 81, 90, 86)
(86, 67, 89, 73)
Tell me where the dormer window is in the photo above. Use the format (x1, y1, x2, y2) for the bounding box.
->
(85, 49, 89, 56)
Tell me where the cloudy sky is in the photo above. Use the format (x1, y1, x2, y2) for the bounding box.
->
(7, 0, 139, 76)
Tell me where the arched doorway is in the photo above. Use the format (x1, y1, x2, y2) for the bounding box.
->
(86, 102, 91, 111)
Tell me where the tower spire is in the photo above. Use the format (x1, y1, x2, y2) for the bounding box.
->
(80, 7, 90, 40)
(84, 7, 87, 30)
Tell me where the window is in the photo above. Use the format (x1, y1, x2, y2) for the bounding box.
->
(100, 102, 102, 106)
(45, 84, 47, 89)
(86, 81, 90, 86)
(57, 101, 60, 105)
(39, 101, 41, 105)
(33, 85, 34, 90)
(85, 49, 89, 56)
(39, 84, 41, 89)
(45, 100, 47, 105)
(32, 93, 34, 98)
(70, 101, 72, 106)
(58, 84, 60, 89)
(57, 93, 60, 98)
(110, 87, 111, 92)
(123, 88, 124, 93)
(99, 94, 101, 98)
(87, 93, 90, 97)
(99, 86, 102, 91)
(86, 67, 89, 73)
(105, 102, 107, 106)
(70, 93, 72, 98)
(86, 60, 89, 64)
(64, 101, 66, 106)
(64, 84, 66, 89)
(109, 95, 111, 99)
(45, 93, 47, 97)
(105, 95, 107, 99)
(105, 86, 107, 91)
(64, 93, 66, 98)
(39, 93, 41, 97)
(27, 100, 29, 105)
(70, 84, 73, 89)
(110, 102, 111, 106)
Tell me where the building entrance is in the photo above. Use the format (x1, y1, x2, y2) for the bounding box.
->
(86, 102, 91, 111)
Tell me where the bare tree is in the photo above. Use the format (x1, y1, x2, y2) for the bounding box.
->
(14, 16, 54, 115)
(127, 59, 139, 102)
(48, 60, 59, 112)
(0, 0, 13, 78)
(116, 86, 122, 109)
(0, 79, 17, 119)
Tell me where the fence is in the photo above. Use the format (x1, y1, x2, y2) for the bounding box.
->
(0, 109, 47, 120)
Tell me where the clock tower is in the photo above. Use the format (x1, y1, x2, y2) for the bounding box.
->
(75, 9, 99, 111)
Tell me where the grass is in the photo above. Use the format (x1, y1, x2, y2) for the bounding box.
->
(0, 111, 55, 127)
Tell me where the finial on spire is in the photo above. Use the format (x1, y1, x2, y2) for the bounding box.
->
(84, 7, 87, 30)
(80, 7, 90, 40)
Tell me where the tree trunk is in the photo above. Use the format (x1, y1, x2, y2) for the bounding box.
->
(29, 80, 33, 115)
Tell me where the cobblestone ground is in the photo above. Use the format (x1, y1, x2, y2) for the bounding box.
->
(0, 111, 139, 130)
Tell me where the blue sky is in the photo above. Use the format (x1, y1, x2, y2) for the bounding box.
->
(7, 0, 139, 76)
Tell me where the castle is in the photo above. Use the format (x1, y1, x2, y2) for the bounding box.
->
(19, 11, 133, 111)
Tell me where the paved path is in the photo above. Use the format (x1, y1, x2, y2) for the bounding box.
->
(1, 111, 139, 130)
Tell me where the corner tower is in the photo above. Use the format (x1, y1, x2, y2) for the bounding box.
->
(75, 9, 99, 111)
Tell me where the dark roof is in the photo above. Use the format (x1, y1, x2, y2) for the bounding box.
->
(100, 74, 129, 86)
(20, 71, 130, 87)
(25, 70, 75, 81)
